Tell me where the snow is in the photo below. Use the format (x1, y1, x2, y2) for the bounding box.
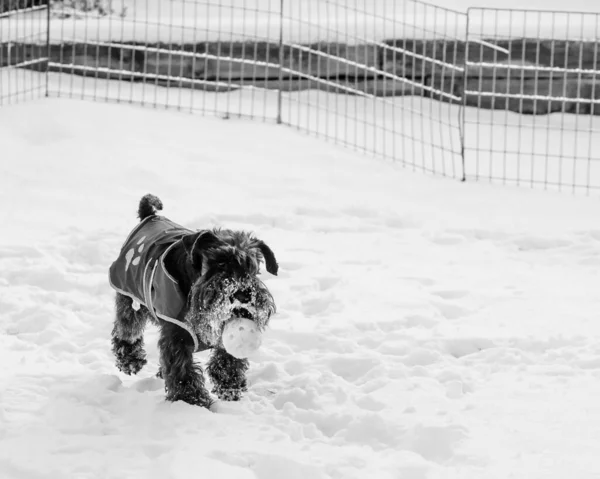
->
(10, 69, 595, 192)
(1, 69, 600, 478)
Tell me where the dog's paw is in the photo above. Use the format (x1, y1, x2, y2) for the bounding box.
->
(212, 385, 247, 401)
(112, 337, 147, 375)
(166, 386, 214, 409)
(115, 354, 147, 375)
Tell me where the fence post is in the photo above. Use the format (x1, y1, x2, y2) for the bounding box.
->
(459, 8, 469, 182)
(45, 0, 51, 97)
(276, 0, 284, 124)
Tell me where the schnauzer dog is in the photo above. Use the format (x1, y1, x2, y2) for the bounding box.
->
(109, 194, 278, 408)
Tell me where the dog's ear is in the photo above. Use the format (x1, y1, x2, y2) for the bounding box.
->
(182, 230, 221, 270)
(251, 239, 278, 276)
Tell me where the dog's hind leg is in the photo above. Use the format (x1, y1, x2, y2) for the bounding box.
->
(207, 347, 249, 401)
(112, 293, 148, 375)
(158, 321, 213, 408)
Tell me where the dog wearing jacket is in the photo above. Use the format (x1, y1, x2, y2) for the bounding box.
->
(109, 194, 278, 408)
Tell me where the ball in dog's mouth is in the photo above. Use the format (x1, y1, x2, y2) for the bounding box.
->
(222, 317, 263, 359)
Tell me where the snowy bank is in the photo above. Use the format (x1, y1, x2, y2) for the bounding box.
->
(1, 95, 600, 478)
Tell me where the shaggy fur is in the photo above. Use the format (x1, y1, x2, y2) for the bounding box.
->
(111, 194, 278, 408)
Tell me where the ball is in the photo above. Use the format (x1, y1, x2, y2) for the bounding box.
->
(222, 317, 263, 359)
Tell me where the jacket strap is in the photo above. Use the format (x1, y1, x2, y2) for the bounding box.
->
(143, 258, 201, 352)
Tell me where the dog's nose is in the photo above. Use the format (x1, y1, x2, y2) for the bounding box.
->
(233, 289, 252, 304)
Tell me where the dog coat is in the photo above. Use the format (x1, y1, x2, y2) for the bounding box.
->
(109, 215, 209, 352)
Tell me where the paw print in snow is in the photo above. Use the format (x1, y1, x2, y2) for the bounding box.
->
(125, 236, 146, 271)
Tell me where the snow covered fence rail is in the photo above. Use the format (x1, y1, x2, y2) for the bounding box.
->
(462, 41, 600, 115)
(0, 0, 46, 15)
(3, 38, 600, 113)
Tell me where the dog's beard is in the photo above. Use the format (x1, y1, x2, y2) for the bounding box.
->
(186, 273, 275, 347)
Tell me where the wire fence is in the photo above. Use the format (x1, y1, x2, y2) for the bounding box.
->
(0, 0, 48, 105)
(279, 1, 465, 178)
(1, 0, 599, 194)
(465, 8, 600, 193)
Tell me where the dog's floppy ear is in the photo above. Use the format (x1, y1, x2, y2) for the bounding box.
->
(251, 239, 278, 276)
(182, 230, 221, 270)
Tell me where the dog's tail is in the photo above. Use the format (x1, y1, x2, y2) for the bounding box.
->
(138, 194, 163, 220)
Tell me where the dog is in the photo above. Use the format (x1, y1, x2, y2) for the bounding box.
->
(109, 194, 278, 407)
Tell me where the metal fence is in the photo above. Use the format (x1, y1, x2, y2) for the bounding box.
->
(465, 8, 600, 193)
(0, 0, 48, 104)
(277, 1, 465, 178)
(1, 0, 599, 194)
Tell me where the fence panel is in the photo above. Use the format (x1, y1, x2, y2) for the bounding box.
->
(47, 0, 283, 120)
(0, 0, 48, 105)
(280, 0, 466, 177)
(464, 8, 600, 194)
(5, 0, 600, 196)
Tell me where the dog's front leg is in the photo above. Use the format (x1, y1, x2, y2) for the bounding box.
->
(207, 347, 249, 401)
(112, 293, 148, 375)
(158, 321, 212, 408)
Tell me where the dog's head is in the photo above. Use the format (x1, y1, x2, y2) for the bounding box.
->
(181, 228, 278, 347)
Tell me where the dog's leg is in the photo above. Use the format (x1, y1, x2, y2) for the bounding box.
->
(207, 347, 249, 401)
(112, 293, 148, 375)
(158, 321, 212, 408)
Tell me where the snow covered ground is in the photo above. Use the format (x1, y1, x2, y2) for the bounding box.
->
(4, 69, 598, 195)
(1, 76, 600, 478)
(25, 69, 597, 192)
